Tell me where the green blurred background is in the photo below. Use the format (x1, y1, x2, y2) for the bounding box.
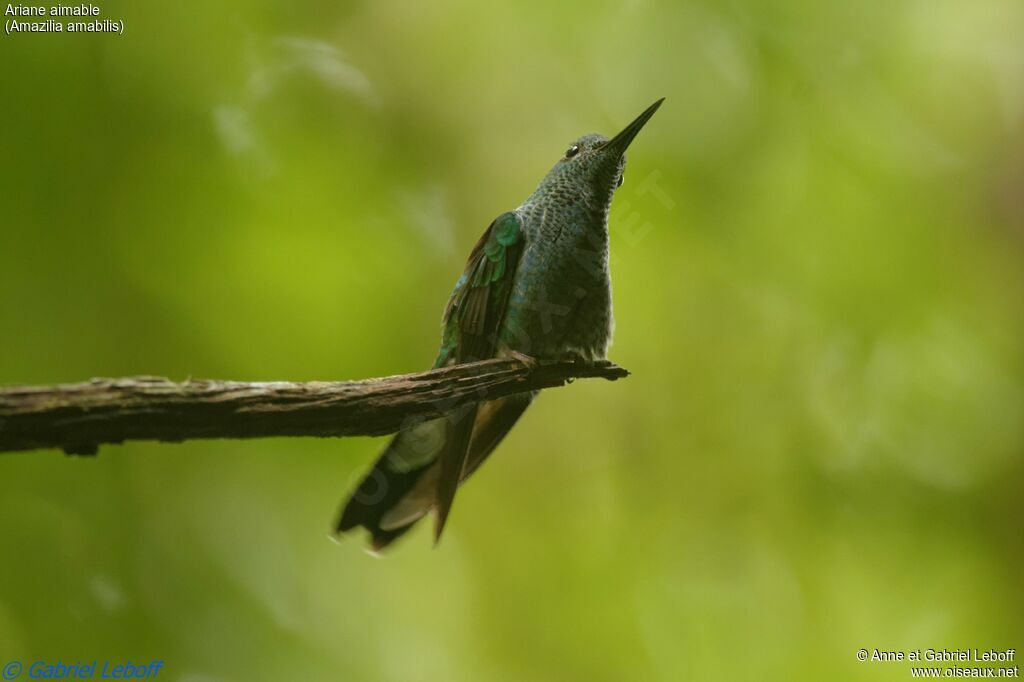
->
(1, 1, 1022, 680)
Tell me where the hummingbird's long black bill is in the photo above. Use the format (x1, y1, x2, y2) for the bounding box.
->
(601, 97, 665, 157)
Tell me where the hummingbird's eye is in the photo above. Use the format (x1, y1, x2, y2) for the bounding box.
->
(616, 173, 625, 188)
(565, 145, 580, 158)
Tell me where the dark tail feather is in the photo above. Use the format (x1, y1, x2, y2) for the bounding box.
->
(462, 391, 535, 479)
(335, 392, 535, 552)
(335, 417, 446, 551)
(433, 403, 479, 543)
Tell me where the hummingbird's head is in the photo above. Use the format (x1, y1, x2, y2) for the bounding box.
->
(535, 98, 664, 212)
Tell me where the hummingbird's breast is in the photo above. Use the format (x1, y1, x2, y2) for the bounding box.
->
(499, 198, 614, 361)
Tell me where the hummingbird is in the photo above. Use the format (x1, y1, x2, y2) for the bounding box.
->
(336, 98, 664, 552)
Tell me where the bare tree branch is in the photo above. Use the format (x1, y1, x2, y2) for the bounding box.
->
(0, 359, 628, 455)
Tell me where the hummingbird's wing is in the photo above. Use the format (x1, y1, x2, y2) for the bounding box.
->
(436, 211, 524, 366)
(335, 212, 524, 551)
(432, 211, 524, 542)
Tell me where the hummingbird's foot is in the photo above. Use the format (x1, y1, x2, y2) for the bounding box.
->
(507, 350, 539, 370)
(554, 351, 592, 384)
(559, 350, 589, 366)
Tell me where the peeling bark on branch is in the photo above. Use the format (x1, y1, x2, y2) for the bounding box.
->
(0, 359, 628, 455)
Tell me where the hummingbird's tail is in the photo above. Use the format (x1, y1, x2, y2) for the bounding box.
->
(335, 392, 534, 552)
